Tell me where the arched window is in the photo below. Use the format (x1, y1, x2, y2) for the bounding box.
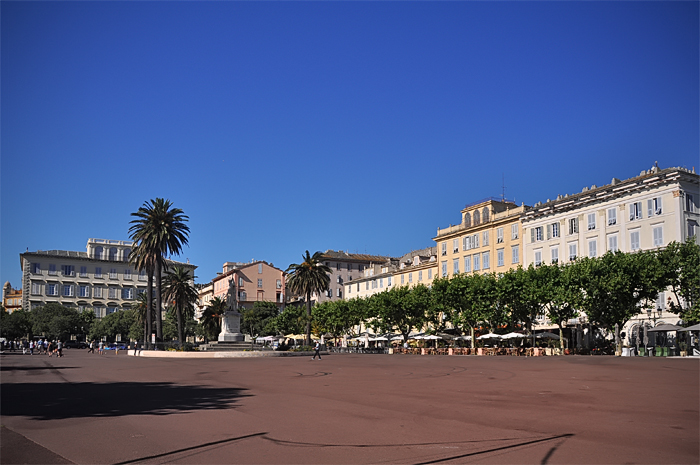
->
(482, 207, 490, 223)
(473, 210, 480, 226)
(94, 246, 103, 260)
(109, 247, 117, 261)
(123, 248, 131, 262)
(464, 212, 471, 227)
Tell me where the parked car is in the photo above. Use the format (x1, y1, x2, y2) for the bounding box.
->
(64, 341, 88, 349)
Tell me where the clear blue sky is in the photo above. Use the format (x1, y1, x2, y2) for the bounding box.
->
(2, 1, 698, 288)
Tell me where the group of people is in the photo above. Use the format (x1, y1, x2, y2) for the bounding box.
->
(3, 339, 64, 357)
(87, 340, 111, 355)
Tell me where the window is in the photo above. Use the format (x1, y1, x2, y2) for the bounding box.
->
(552, 222, 560, 238)
(608, 235, 618, 252)
(109, 247, 118, 261)
(107, 307, 118, 315)
(569, 218, 579, 235)
(93, 287, 102, 298)
(47, 283, 58, 296)
(31, 282, 42, 295)
(62, 265, 75, 276)
(401, 274, 405, 284)
(588, 239, 597, 258)
(259, 263, 264, 273)
(629, 202, 642, 221)
(257, 279, 263, 288)
(356, 283, 360, 292)
(109, 269, 117, 279)
(31, 263, 41, 274)
(408, 273, 413, 283)
(418, 270, 423, 281)
(497, 228, 504, 243)
(441, 261, 447, 277)
(497, 249, 504, 267)
(122, 288, 133, 300)
(464, 212, 471, 227)
(109, 287, 118, 299)
(453, 259, 459, 274)
(79, 285, 90, 298)
(653, 226, 663, 247)
(511, 224, 519, 240)
(388, 276, 393, 286)
(80, 266, 88, 277)
(427, 269, 432, 280)
(473, 253, 480, 271)
(648, 197, 662, 216)
(551, 247, 559, 264)
(482, 207, 490, 222)
(587, 213, 596, 230)
(534, 250, 542, 266)
(686, 194, 696, 213)
(124, 269, 132, 280)
(95, 267, 102, 278)
(689, 220, 698, 238)
(473, 210, 480, 225)
(62, 284, 74, 297)
(463, 236, 471, 251)
(453, 239, 459, 253)
(337, 288, 342, 298)
(464, 255, 472, 273)
(531, 226, 543, 242)
(136, 288, 145, 296)
(94, 246, 103, 260)
(630, 230, 640, 251)
(483, 230, 489, 246)
(240, 291, 247, 301)
(568, 243, 577, 261)
(348, 263, 353, 271)
(123, 248, 131, 262)
(441, 242, 447, 256)
(49, 264, 57, 275)
(379, 278, 383, 288)
(139, 270, 147, 281)
(277, 292, 283, 302)
(511, 245, 519, 264)
(482, 251, 490, 269)
(473, 234, 479, 248)
(276, 279, 282, 289)
(607, 208, 617, 226)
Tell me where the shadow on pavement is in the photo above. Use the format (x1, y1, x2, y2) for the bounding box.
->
(1, 366, 78, 372)
(1, 382, 250, 420)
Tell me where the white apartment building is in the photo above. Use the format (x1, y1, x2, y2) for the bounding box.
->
(20, 238, 197, 318)
(521, 165, 700, 340)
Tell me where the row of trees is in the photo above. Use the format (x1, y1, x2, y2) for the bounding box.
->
(302, 239, 699, 350)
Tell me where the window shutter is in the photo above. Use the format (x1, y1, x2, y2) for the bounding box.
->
(547, 224, 551, 240)
(530, 228, 535, 243)
(628, 204, 634, 221)
(647, 199, 653, 217)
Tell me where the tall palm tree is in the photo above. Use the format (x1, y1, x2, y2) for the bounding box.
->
(162, 266, 198, 347)
(129, 198, 190, 344)
(200, 296, 227, 342)
(285, 250, 331, 345)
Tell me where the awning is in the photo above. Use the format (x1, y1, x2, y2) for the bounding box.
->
(647, 324, 683, 332)
(678, 323, 700, 332)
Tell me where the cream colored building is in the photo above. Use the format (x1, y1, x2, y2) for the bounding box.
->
(433, 198, 528, 279)
(521, 165, 700, 341)
(19, 238, 196, 317)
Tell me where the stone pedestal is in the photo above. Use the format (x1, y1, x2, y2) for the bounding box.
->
(219, 311, 244, 342)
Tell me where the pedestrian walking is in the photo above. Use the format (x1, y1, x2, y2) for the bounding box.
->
(312, 340, 322, 360)
(88, 340, 95, 354)
(47, 340, 54, 356)
(98, 340, 104, 355)
(57, 340, 63, 357)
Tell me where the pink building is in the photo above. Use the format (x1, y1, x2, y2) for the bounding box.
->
(210, 261, 286, 310)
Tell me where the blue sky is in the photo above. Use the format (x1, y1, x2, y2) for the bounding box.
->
(2, 1, 698, 288)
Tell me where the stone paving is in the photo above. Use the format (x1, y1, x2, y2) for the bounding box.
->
(1, 350, 698, 464)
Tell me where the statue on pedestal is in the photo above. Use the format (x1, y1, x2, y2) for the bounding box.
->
(219, 278, 244, 342)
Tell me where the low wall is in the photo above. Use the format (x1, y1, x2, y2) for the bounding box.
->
(128, 350, 328, 358)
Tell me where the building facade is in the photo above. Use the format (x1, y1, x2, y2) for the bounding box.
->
(209, 260, 286, 310)
(317, 250, 393, 303)
(19, 238, 196, 317)
(521, 165, 700, 340)
(3, 282, 22, 313)
(433, 198, 527, 279)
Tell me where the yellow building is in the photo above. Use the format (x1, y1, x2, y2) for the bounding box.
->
(3, 282, 22, 313)
(433, 198, 528, 278)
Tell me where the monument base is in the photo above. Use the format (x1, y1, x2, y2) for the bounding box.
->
(219, 332, 245, 342)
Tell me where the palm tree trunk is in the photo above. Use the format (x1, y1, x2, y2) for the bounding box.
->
(305, 291, 312, 346)
(177, 304, 184, 349)
(146, 272, 153, 349)
(155, 261, 163, 342)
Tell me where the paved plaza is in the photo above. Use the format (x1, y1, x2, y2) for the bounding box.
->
(1, 350, 698, 464)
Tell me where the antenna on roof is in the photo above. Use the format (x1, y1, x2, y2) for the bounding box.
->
(501, 173, 506, 202)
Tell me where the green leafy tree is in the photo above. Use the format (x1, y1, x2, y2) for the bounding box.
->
(129, 198, 190, 345)
(498, 266, 549, 347)
(573, 251, 665, 339)
(0, 308, 33, 340)
(658, 238, 700, 324)
(91, 310, 137, 342)
(543, 263, 581, 351)
(32, 303, 83, 341)
(285, 251, 331, 345)
(199, 296, 226, 342)
(312, 298, 366, 345)
(274, 304, 306, 336)
(241, 301, 279, 346)
(162, 265, 198, 347)
(370, 285, 427, 343)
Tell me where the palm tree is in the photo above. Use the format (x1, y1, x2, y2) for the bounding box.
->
(162, 266, 198, 347)
(285, 250, 331, 345)
(129, 198, 190, 344)
(200, 296, 227, 342)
